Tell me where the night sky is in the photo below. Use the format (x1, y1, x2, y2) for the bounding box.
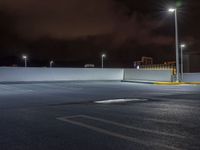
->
(0, 0, 199, 68)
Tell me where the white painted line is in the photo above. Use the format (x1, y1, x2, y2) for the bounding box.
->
(94, 99, 148, 104)
(57, 116, 183, 150)
(144, 118, 180, 125)
(73, 115, 185, 138)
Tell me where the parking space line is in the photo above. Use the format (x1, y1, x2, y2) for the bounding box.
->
(66, 115, 185, 138)
(94, 99, 148, 104)
(57, 115, 184, 150)
(144, 118, 180, 125)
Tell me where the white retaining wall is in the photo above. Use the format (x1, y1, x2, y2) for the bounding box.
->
(123, 69, 173, 82)
(0, 67, 124, 82)
(1, 67, 198, 83)
(183, 73, 200, 82)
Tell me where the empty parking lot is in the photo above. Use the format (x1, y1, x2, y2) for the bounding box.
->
(0, 81, 200, 150)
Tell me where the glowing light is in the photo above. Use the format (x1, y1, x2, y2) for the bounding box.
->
(181, 44, 186, 48)
(102, 54, 106, 58)
(22, 55, 27, 59)
(168, 8, 175, 12)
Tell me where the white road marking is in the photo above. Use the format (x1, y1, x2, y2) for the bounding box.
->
(57, 115, 183, 150)
(144, 118, 180, 125)
(68, 115, 185, 138)
(94, 99, 148, 104)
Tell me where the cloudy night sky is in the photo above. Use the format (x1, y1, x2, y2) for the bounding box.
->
(0, 0, 199, 68)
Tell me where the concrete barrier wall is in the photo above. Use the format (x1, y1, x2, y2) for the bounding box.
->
(123, 69, 173, 82)
(3, 67, 197, 83)
(183, 73, 200, 82)
(0, 67, 124, 82)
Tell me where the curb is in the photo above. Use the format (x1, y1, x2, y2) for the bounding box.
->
(122, 80, 200, 85)
(121, 80, 154, 84)
(154, 82, 200, 85)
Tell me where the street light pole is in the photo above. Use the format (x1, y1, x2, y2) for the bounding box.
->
(50, 60, 54, 68)
(169, 8, 180, 82)
(101, 54, 106, 68)
(22, 55, 27, 68)
(180, 44, 186, 81)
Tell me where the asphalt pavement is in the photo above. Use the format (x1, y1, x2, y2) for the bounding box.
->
(0, 81, 200, 150)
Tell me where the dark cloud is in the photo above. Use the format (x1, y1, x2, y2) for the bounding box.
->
(0, 0, 172, 47)
(0, 0, 118, 38)
(0, 0, 199, 68)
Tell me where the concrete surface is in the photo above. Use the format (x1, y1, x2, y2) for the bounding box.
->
(0, 67, 123, 82)
(0, 81, 200, 150)
(183, 73, 200, 82)
(123, 69, 173, 82)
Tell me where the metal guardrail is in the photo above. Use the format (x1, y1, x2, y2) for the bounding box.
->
(140, 64, 176, 75)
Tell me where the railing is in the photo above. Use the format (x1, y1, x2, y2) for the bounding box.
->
(139, 64, 176, 75)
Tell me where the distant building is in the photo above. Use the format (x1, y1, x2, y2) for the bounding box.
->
(164, 61, 176, 65)
(84, 64, 95, 68)
(134, 56, 176, 74)
(141, 57, 153, 65)
(133, 56, 153, 68)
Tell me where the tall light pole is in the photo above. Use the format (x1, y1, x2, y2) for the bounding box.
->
(50, 60, 54, 68)
(101, 54, 106, 68)
(180, 44, 186, 81)
(168, 8, 180, 82)
(22, 55, 27, 68)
